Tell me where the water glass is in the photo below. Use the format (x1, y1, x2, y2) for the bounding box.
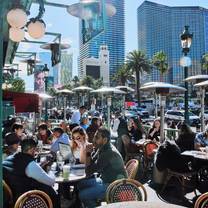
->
(63, 165, 70, 179)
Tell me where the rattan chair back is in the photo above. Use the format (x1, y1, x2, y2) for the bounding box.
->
(3, 180, 14, 208)
(125, 159, 139, 179)
(194, 192, 208, 208)
(106, 178, 147, 204)
(14, 190, 53, 208)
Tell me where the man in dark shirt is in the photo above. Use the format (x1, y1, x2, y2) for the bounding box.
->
(78, 127, 127, 208)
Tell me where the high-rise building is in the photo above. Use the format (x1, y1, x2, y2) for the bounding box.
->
(137, 1, 208, 85)
(60, 52, 73, 86)
(79, 0, 125, 84)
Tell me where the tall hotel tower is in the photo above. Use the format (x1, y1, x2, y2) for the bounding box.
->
(137, 1, 208, 85)
(79, 0, 125, 83)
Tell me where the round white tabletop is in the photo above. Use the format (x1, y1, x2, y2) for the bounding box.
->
(97, 201, 186, 208)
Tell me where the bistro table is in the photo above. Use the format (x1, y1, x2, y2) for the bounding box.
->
(181, 150, 208, 160)
(55, 165, 86, 183)
(54, 164, 86, 207)
(97, 201, 186, 208)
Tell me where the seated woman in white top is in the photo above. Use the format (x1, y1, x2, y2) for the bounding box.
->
(71, 126, 92, 164)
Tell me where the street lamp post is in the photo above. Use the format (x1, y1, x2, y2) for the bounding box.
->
(42, 64, 50, 121)
(180, 26, 193, 124)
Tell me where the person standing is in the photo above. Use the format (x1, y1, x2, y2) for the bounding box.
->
(70, 106, 87, 124)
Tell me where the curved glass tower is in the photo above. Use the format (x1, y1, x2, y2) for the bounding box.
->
(137, 1, 208, 85)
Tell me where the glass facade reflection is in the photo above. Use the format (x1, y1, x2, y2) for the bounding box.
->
(137, 1, 208, 85)
(79, 0, 125, 83)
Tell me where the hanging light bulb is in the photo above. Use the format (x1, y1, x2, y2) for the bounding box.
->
(7, 8, 27, 28)
(27, 19, 46, 39)
(9, 27, 25, 42)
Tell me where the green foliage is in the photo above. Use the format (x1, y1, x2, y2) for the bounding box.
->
(93, 78, 103, 89)
(10, 78, 25, 92)
(48, 87, 57, 96)
(113, 64, 132, 86)
(152, 51, 168, 81)
(201, 53, 208, 74)
(72, 76, 80, 87)
(81, 75, 94, 88)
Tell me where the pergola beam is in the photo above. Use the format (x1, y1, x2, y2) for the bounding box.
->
(32, 0, 69, 9)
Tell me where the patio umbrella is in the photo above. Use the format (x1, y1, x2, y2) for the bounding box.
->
(38, 93, 53, 100)
(115, 86, 135, 92)
(91, 86, 125, 94)
(185, 75, 208, 131)
(140, 82, 186, 142)
(91, 87, 126, 129)
(57, 89, 73, 120)
(72, 86, 94, 106)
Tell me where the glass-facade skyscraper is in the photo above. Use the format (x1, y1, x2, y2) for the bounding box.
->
(79, 0, 125, 83)
(137, 1, 208, 85)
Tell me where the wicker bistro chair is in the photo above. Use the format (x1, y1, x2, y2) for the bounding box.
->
(3, 180, 14, 208)
(14, 190, 53, 208)
(106, 179, 147, 204)
(194, 192, 208, 208)
(125, 159, 139, 179)
(142, 140, 160, 171)
(122, 135, 141, 162)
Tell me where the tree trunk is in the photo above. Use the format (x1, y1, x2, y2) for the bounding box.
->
(136, 70, 141, 107)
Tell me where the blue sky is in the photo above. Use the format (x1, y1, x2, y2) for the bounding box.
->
(17, 0, 208, 91)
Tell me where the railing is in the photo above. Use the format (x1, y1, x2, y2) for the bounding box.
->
(143, 124, 180, 141)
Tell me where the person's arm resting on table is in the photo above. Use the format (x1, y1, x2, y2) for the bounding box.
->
(25, 161, 55, 186)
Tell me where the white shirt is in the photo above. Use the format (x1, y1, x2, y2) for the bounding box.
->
(71, 110, 81, 124)
(25, 161, 55, 187)
(112, 118, 120, 132)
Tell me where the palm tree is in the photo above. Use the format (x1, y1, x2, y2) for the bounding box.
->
(81, 75, 94, 88)
(126, 50, 151, 106)
(113, 64, 132, 85)
(10, 78, 25, 92)
(72, 76, 80, 87)
(93, 78, 103, 89)
(152, 51, 168, 82)
(201, 53, 208, 74)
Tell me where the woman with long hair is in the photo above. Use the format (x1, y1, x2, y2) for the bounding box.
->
(71, 126, 92, 164)
(128, 117, 144, 141)
(147, 118, 160, 142)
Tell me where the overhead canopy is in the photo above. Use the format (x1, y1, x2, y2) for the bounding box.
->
(3, 91, 39, 113)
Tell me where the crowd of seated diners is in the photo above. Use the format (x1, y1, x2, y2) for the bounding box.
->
(2, 110, 208, 208)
